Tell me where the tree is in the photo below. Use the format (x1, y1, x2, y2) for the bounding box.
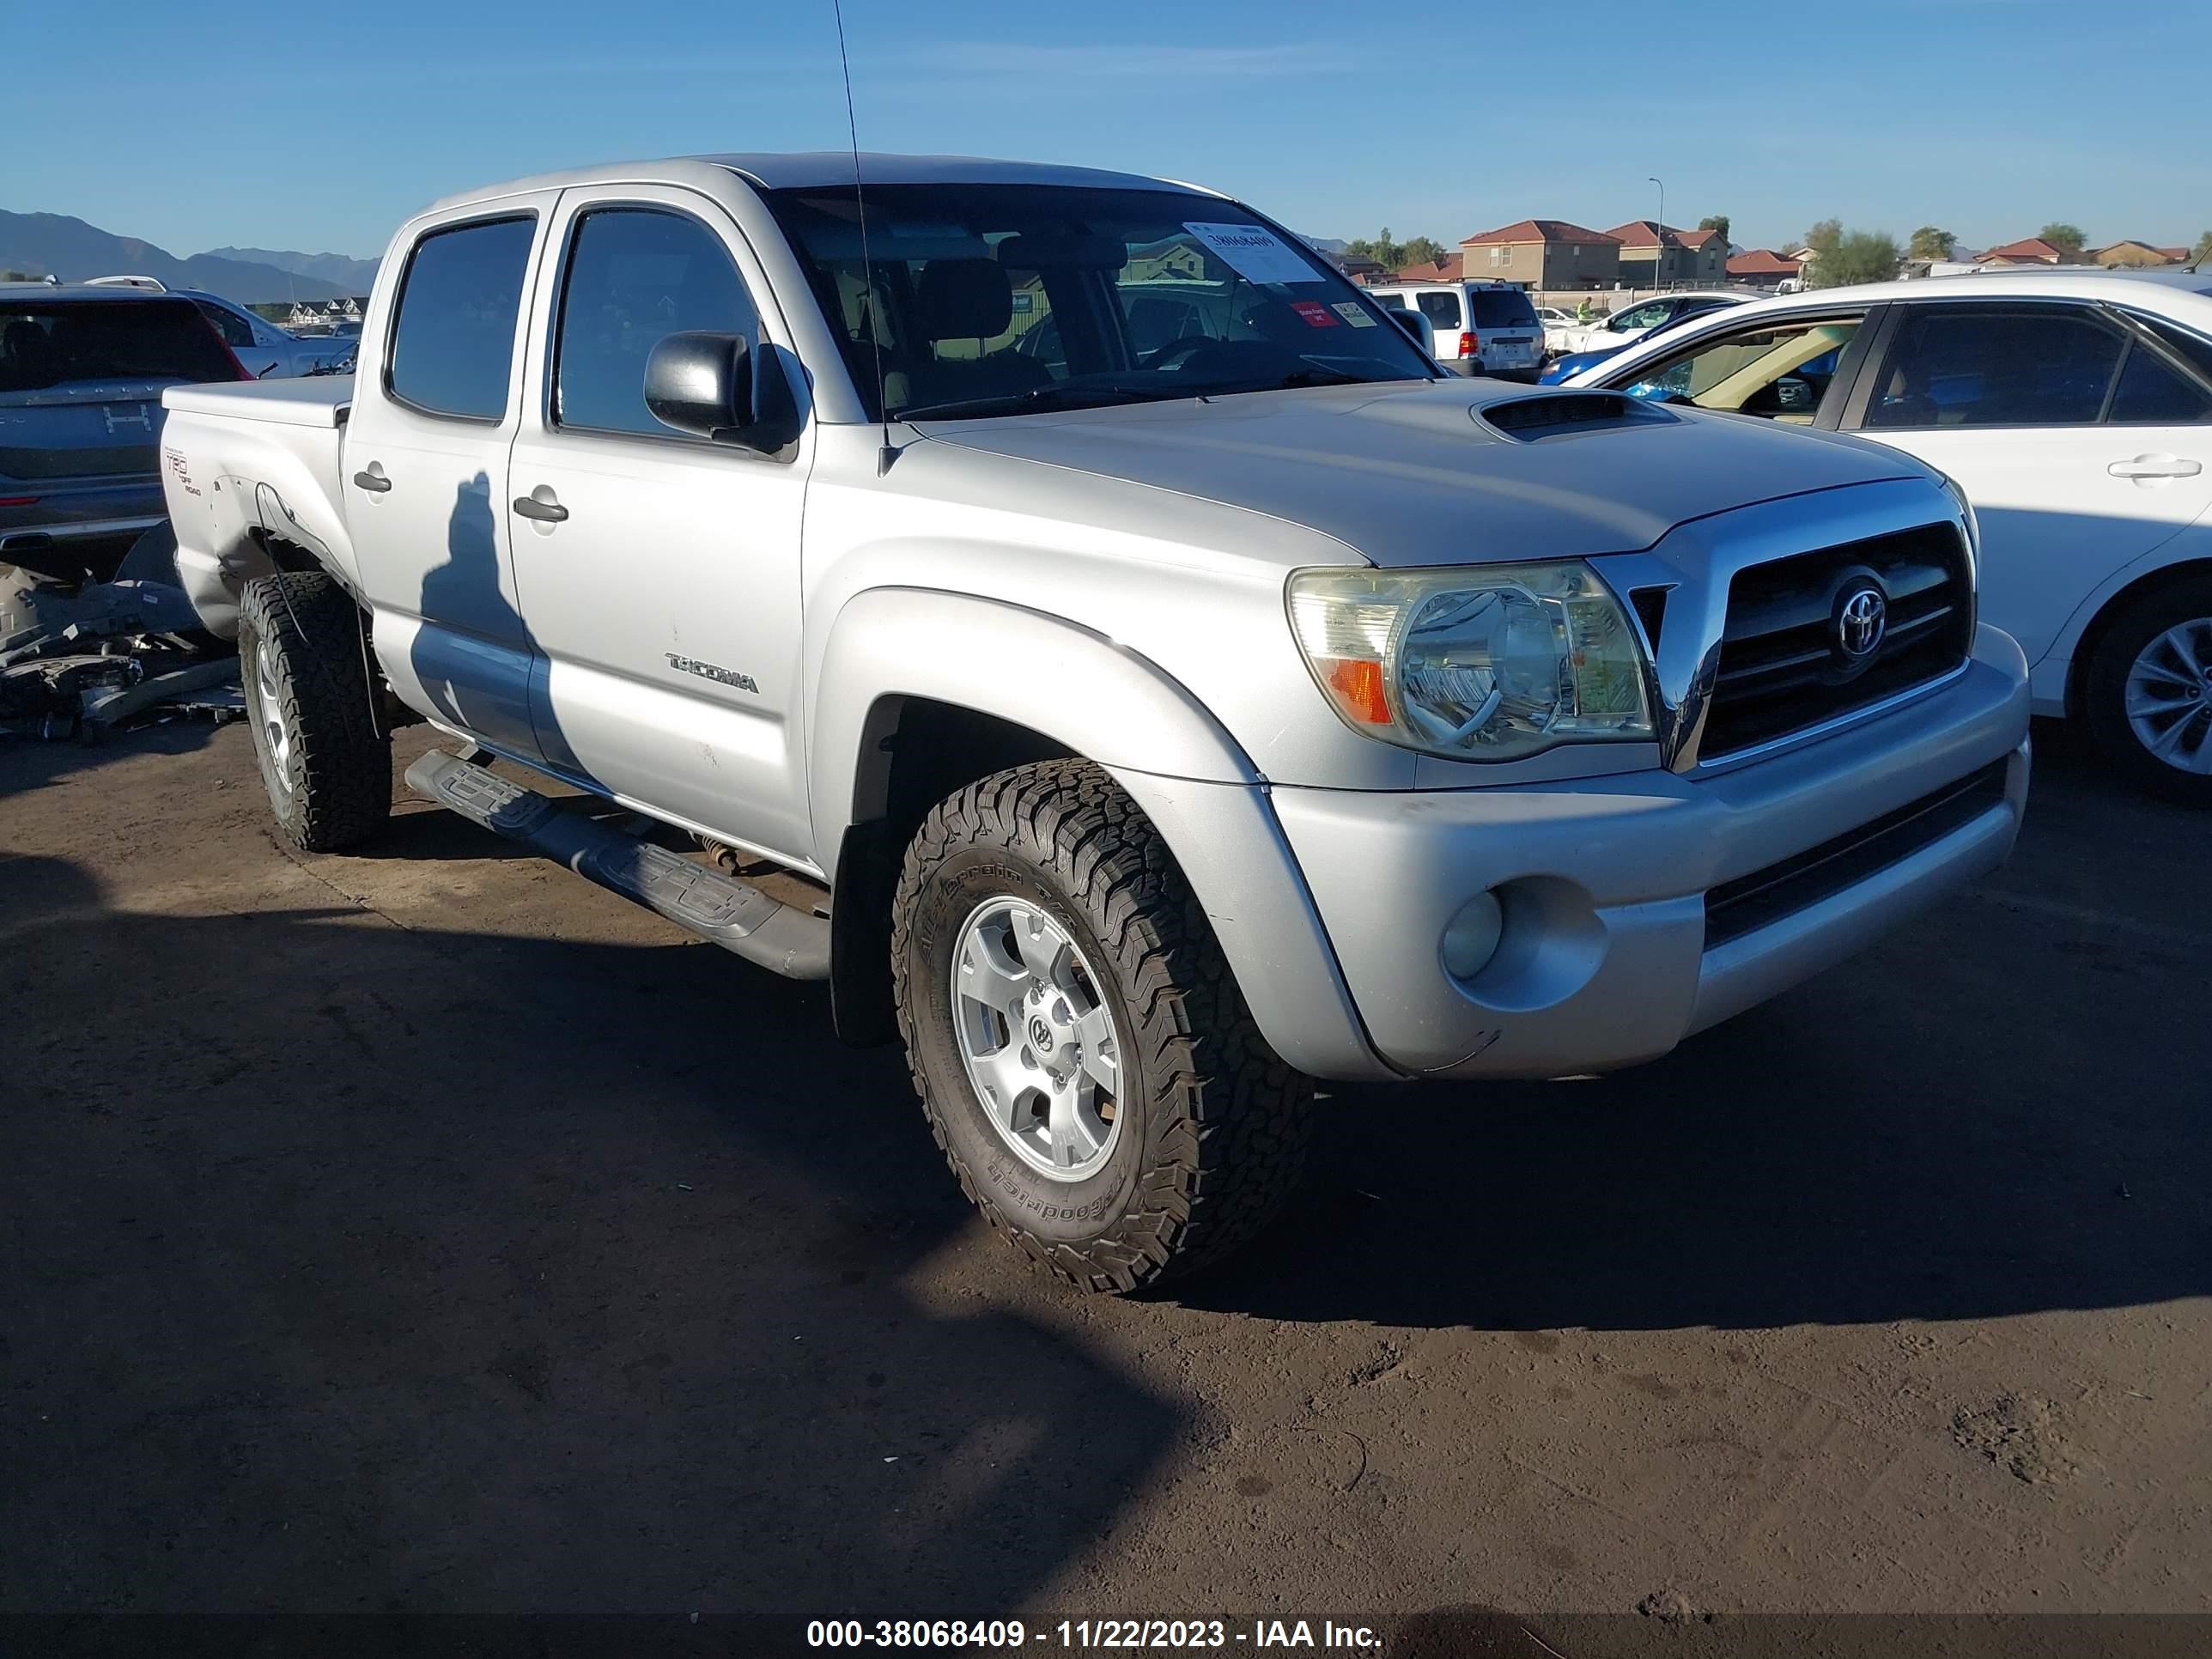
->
(1907, 226, 1957, 261)
(1401, 235, 1448, 270)
(1342, 228, 1408, 270)
(2039, 222, 2087, 257)
(1698, 214, 1731, 245)
(2192, 230, 2212, 263)
(0, 267, 40, 283)
(1806, 226, 1901, 288)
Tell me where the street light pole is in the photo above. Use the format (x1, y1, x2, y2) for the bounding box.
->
(1647, 176, 1666, 293)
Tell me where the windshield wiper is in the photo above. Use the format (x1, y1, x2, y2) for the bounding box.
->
(896, 381, 1198, 422)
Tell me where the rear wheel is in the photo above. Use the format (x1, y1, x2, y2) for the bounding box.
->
(238, 571, 391, 850)
(891, 760, 1313, 1291)
(2084, 576, 2212, 804)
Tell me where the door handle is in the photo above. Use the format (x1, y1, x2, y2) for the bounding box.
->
(352, 465, 391, 493)
(512, 490, 568, 523)
(2108, 455, 2203, 481)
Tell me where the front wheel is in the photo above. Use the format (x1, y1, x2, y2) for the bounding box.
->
(2083, 577, 2212, 804)
(891, 760, 1313, 1291)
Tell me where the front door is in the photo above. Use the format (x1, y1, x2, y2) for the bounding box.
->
(505, 187, 814, 866)
(346, 198, 557, 761)
(1850, 301, 2212, 666)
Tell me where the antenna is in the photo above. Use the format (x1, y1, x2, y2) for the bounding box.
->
(830, 0, 896, 475)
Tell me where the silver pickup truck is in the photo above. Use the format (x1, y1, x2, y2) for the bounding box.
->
(159, 154, 2032, 1291)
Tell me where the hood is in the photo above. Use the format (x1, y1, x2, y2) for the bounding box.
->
(917, 380, 1927, 568)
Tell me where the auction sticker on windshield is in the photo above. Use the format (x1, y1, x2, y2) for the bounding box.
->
(1183, 222, 1322, 285)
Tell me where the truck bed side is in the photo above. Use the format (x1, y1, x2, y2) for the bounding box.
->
(159, 378, 357, 639)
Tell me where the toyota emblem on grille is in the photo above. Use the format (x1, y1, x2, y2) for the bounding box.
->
(1836, 586, 1887, 659)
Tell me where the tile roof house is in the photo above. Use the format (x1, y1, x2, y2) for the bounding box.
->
(1978, 237, 2073, 265)
(1602, 221, 1728, 286)
(2092, 240, 2188, 269)
(1391, 252, 1464, 283)
(1460, 219, 1620, 290)
(1724, 248, 1804, 289)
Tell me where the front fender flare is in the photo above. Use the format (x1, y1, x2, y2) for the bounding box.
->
(808, 587, 1394, 1082)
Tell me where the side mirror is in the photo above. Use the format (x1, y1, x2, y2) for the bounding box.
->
(1384, 308, 1434, 355)
(646, 331, 802, 455)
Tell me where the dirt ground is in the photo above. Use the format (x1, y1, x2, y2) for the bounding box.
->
(3, 714, 2209, 1640)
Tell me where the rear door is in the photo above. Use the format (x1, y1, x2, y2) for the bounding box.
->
(504, 185, 815, 866)
(1844, 300, 2212, 667)
(346, 198, 556, 761)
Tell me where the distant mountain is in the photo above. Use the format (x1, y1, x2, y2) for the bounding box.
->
(0, 210, 359, 304)
(202, 246, 379, 294)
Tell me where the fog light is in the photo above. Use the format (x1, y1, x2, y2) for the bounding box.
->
(1441, 890, 1505, 981)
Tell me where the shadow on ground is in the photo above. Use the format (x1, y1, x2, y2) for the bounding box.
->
(0, 854, 1175, 1614)
(1182, 724, 2212, 1329)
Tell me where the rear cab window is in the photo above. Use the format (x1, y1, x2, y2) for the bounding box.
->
(387, 216, 538, 420)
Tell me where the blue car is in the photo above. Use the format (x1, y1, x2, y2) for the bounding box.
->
(1540, 293, 1753, 383)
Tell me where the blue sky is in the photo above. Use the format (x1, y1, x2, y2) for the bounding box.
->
(15, 0, 2209, 261)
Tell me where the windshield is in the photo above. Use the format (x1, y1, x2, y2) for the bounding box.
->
(764, 183, 1433, 421)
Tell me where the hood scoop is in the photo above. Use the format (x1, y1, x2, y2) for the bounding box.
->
(1479, 390, 1674, 441)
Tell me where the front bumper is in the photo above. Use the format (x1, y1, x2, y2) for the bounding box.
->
(1268, 625, 2030, 1081)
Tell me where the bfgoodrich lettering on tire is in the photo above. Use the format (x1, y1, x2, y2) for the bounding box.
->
(891, 760, 1313, 1291)
(238, 571, 392, 851)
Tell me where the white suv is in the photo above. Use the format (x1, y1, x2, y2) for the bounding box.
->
(1565, 269, 2212, 799)
(1368, 281, 1546, 380)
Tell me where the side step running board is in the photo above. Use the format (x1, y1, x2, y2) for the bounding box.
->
(404, 750, 831, 981)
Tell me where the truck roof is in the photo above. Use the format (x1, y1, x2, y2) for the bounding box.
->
(426, 153, 1223, 215)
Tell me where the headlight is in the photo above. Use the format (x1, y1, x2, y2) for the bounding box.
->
(1287, 562, 1654, 762)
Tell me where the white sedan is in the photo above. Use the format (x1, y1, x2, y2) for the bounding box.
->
(1564, 268, 2212, 799)
(1534, 306, 1581, 355)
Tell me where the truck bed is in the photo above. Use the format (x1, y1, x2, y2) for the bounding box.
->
(160, 378, 358, 638)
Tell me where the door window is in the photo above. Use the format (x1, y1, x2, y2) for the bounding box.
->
(1609, 301, 1671, 333)
(553, 207, 761, 438)
(387, 216, 537, 421)
(1863, 305, 2123, 429)
(1417, 291, 1463, 331)
(2107, 332, 2212, 424)
(1619, 317, 1862, 422)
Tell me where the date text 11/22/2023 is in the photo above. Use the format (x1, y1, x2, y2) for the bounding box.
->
(804, 1619, 1383, 1649)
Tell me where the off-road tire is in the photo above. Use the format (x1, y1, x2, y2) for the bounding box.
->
(2083, 574, 2212, 805)
(891, 759, 1313, 1292)
(238, 571, 391, 850)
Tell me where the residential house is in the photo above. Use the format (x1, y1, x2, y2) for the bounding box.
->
(1724, 249, 1803, 290)
(1391, 252, 1463, 284)
(1460, 219, 1620, 291)
(2092, 240, 2188, 269)
(1978, 237, 2074, 266)
(1335, 255, 1391, 283)
(1604, 221, 1728, 287)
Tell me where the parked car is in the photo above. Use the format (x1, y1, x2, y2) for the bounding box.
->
(1534, 305, 1581, 355)
(1564, 268, 2212, 799)
(0, 283, 248, 581)
(84, 276, 354, 378)
(1540, 295, 1757, 384)
(1367, 281, 1547, 380)
(160, 153, 2028, 1290)
(1557, 290, 1753, 359)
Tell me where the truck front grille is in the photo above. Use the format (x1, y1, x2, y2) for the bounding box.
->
(1700, 522, 1972, 760)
